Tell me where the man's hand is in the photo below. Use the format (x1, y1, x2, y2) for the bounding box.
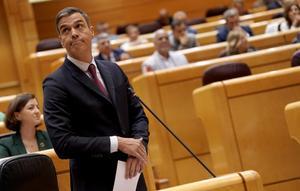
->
(126, 157, 145, 179)
(117, 137, 147, 164)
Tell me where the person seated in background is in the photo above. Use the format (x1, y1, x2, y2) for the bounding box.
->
(219, 29, 256, 57)
(217, 8, 253, 42)
(291, 49, 300, 66)
(120, 25, 148, 49)
(156, 8, 172, 27)
(169, 20, 198, 50)
(0, 93, 52, 158)
(142, 29, 188, 73)
(265, 0, 300, 33)
(253, 0, 283, 9)
(95, 33, 130, 62)
(93, 21, 118, 43)
(173, 11, 197, 34)
(292, 31, 300, 43)
(232, 0, 248, 15)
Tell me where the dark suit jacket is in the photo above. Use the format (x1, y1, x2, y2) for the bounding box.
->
(216, 25, 253, 42)
(0, 130, 52, 158)
(43, 58, 149, 191)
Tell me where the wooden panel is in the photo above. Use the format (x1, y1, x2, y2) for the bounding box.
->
(1, 0, 39, 95)
(264, 179, 300, 191)
(175, 154, 213, 184)
(193, 67, 300, 191)
(229, 87, 300, 184)
(0, 1, 20, 95)
(0, 94, 16, 113)
(159, 79, 209, 160)
(285, 101, 300, 144)
(160, 170, 264, 191)
(32, 0, 256, 39)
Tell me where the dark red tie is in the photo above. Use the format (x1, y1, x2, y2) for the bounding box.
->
(88, 64, 109, 97)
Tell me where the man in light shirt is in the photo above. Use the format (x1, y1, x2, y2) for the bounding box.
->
(142, 29, 189, 73)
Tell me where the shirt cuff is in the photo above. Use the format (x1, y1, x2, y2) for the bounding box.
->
(110, 136, 118, 153)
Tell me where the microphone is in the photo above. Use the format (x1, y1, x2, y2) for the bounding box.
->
(128, 87, 216, 178)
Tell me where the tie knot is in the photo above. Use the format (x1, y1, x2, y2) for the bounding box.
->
(88, 64, 97, 77)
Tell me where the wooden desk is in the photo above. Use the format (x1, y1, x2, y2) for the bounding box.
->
(193, 67, 300, 191)
(131, 43, 300, 188)
(285, 101, 300, 144)
(159, 170, 263, 191)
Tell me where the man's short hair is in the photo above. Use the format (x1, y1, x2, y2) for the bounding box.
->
(55, 7, 90, 34)
(97, 33, 109, 42)
(223, 8, 239, 20)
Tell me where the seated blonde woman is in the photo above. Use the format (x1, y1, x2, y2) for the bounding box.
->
(0, 93, 52, 158)
(219, 29, 256, 57)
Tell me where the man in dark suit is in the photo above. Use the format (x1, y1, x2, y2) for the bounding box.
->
(217, 8, 253, 42)
(43, 7, 149, 191)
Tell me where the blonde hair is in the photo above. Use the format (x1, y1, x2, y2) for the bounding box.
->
(226, 29, 247, 53)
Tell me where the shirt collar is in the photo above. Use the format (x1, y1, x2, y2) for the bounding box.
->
(67, 55, 96, 72)
(155, 51, 170, 61)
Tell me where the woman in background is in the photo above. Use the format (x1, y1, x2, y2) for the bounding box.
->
(265, 1, 300, 33)
(0, 93, 52, 158)
(219, 29, 256, 57)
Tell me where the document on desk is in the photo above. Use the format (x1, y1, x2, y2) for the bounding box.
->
(113, 160, 141, 191)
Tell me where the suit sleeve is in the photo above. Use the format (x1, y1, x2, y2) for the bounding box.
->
(117, 66, 149, 148)
(43, 77, 111, 159)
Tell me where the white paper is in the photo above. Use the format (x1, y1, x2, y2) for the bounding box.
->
(113, 160, 141, 191)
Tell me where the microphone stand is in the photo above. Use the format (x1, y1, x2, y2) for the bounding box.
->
(131, 88, 216, 178)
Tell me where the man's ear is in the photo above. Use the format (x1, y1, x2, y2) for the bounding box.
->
(90, 25, 95, 37)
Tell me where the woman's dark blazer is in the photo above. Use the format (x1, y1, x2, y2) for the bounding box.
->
(0, 130, 52, 158)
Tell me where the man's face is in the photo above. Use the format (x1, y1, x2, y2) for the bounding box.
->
(173, 23, 186, 39)
(226, 15, 239, 30)
(128, 27, 139, 41)
(97, 38, 111, 55)
(154, 31, 171, 54)
(57, 13, 94, 59)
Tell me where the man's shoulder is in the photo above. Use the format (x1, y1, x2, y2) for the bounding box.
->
(44, 64, 66, 83)
(170, 51, 185, 58)
(143, 53, 156, 65)
(217, 25, 227, 32)
(43, 60, 70, 88)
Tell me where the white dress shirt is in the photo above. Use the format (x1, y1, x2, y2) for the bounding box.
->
(142, 51, 189, 73)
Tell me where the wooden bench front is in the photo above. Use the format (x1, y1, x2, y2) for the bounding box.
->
(285, 101, 300, 144)
(159, 170, 263, 191)
(193, 67, 300, 191)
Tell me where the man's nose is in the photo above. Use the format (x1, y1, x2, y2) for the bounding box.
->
(71, 28, 79, 38)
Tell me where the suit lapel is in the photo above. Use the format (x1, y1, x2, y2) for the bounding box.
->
(65, 58, 112, 104)
(12, 134, 26, 154)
